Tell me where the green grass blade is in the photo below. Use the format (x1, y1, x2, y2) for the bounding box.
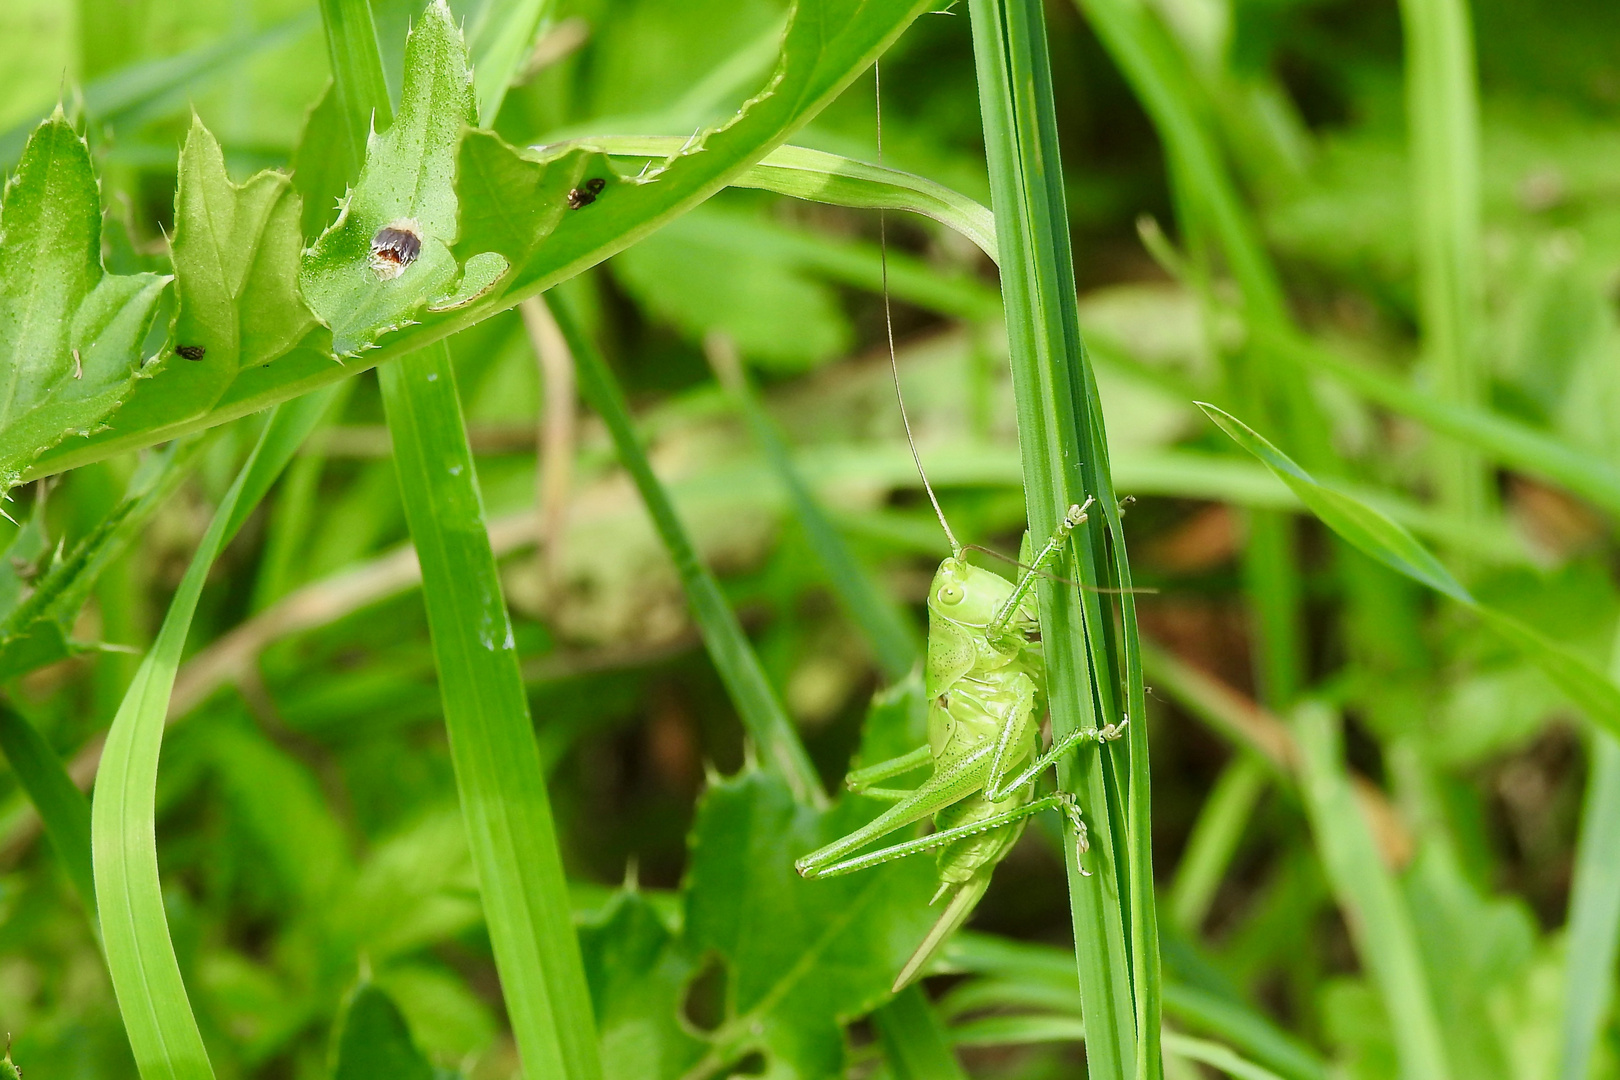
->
(550, 295, 824, 808)
(873, 985, 970, 1080)
(709, 342, 919, 683)
(0, 12, 316, 168)
(1251, 327, 1620, 519)
(1560, 636, 1620, 1080)
(1398, 0, 1488, 535)
(378, 340, 601, 1080)
(1159, 983, 1328, 1080)
(0, 703, 93, 913)
(1292, 702, 1452, 1080)
(1167, 755, 1267, 931)
(1199, 403, 1470, 603)
(967, 0, 1158, 1075)
(316, 0, 393, 171)
(1201, 402, 1620, 740)
(467, 0, 551, 125)
(559, 137, 999, 261)
(1163, 1034, 1288, 1080)
(92, 396, 329, 1080)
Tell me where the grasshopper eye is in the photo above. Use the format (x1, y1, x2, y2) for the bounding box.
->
(938, 582, 964, 605)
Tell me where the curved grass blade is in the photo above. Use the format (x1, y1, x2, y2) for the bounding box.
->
(1292, 702, 1452, 1080)
(466, 0, 551, 125)
(1199, 403, 1469, 604)
(1250, 327, 1620, 520)
(1163, 1034, 1289, 1080)
(550, 137, 999, 261)
(1200, 401, 1620, 740)
(92, 393, 333, 1080)
(379, 339, 602, 1080)
(549, 295, 823, 807)
(707, 338, 919, 683)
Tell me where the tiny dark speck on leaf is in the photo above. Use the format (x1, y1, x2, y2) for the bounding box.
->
(567, 177, 607, 209)
(176, 344, 206, 360)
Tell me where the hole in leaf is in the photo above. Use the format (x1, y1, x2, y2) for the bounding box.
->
(681, 951, 727, 1033)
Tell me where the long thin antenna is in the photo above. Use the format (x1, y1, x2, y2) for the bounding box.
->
(877, 60, 960, 558)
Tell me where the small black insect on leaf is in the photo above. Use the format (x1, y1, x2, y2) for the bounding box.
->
(567, 177, 607, 209)
(370, 218, 423, 280)
(176, 344, 206, 361)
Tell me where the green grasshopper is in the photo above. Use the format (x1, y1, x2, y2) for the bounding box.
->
(795, 498, 1127, 991)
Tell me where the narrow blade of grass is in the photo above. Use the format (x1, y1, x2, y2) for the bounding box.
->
(379, 340, 602, 1080)
(549, 294, 823, 807)
(967, 0, 1158, 1075)
(874, 985, 970, 1080)
(1167, 755, 1268, 932)
(1163, 1033, 1288, 1080)
(92, 394, 331, 1080)
(1201, 402, 1620, 740)
(707, 336, 919, 683)
(1559, 628, 1620, 1080)
(554, 137, 999, 262)
(1398, 0, 1488, 536)
(467, 0, 551, 125)
(0, 704, 93, 913)
(1293, 703, 1451, 1080)
(315, 0, 393, 171)
(1250, 327, 1620, 520)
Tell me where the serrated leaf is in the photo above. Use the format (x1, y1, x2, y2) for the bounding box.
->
(0, 440, 197, 681)
(0, 113, 167, 490)
(300, 0, 476, 355)
(451, 130, 591, 268)
(332, 982, 436, 1080)
(578, 891, 704, 1080)
(154, 118, 323, 411)
(685, 770, 938, 1078)
(27, 0, 933, 478)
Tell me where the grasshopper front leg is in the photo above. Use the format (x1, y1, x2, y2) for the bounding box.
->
(986, 716, 1129, 803)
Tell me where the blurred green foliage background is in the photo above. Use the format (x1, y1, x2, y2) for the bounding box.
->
(4, 0, 1620, 1076)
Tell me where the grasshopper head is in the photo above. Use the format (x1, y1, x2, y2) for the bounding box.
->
(926, 557, 1022, 696)
(927, 556, 1016, 629)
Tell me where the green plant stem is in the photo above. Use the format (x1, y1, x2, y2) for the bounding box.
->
(706, 335, 919, 683)
(379, 342, 602, 1080)
(1398, 0, 1489, 547)
(1168, 755, 1268, 932)
(1293, 703, 1451, 1080)
(316, 0, 392, 170)
(549, 294, 825, 808)
(0, 704, 93, 914)
(967, 0, 1158, 1076)
(1558, 626, 1620, 1080)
